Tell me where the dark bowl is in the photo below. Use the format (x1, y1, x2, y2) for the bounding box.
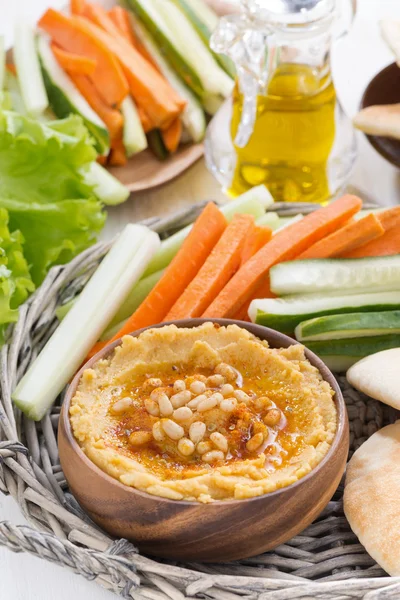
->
(58, 319, 349, 562)
(361, 62, 400, 168)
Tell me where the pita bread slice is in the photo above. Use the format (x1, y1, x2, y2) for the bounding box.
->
(353, 105, 400, 140)
(381, 20, 400, 67)
(344, 422, 400, 576)
(347, 348, 400, 410)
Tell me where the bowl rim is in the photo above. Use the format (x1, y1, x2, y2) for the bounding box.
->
(60, 318, 348, 507)
(360, 61, 400, 168)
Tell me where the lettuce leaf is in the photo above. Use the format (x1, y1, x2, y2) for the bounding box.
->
(0, 207, 35, 344)
(0, 111, 105, 284)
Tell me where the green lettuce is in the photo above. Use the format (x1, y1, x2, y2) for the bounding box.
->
(0, 111, 105, 285)
(0, 207, 34, 344)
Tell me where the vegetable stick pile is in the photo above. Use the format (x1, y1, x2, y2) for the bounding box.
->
(19, 0, 235, 166)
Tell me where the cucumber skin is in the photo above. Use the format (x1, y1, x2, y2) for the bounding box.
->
(40, 60, 109, 155)
(255, 303, 400, 334)
(306, 334, 400, 358)
(126, 0, 204, 97)
(296, 310, 400, 341)
(171, 0, 235, 79)
(147, 130, 169, 160)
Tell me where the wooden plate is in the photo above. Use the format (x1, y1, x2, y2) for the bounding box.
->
(361, 62, 400, 169)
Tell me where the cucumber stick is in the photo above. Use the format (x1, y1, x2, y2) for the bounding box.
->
(37, 35, 109, 155)
(249, 291, 400, 334)
(132, 20, 206, 142)
(270, 255, 400, 297)
(82, 162, 130, 206)
(171, 0, 235, 78)
(13, 225, 160, 421)
(306, 335, 400, 373)
(120, 96, 147, 156)
(126, 0, 233, 99)
(14, 22, 48, 116)
(295, 310, 400, 341)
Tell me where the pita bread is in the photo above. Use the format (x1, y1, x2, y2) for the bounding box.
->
(381, 20, 400, 67)
(347, 348, 400, 410)
(353, 105, 400, 140)
(344, 422, 400, 576)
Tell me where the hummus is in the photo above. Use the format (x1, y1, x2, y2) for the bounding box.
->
(70, 323, 337, 503)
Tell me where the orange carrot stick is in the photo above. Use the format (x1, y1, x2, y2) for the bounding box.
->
(137, 105, 153, 133)
(38, 9, 128, 107)
(240, 226, 272, 267)
(6, 63, 16, 75)
(51, 43, 97, 75)
(161, 118, 182, 153)
(165, 214, 255, 321)
(89, 203, 227, 357)
(232, 279, 275, 322)
(378, 206, 400, 231)
(74, 13, 185, 127)
(340, 225, 400, 258)
(70, 0, 86, 15)
(68, 72, 123, 140)
(109, 137, 127, 166)
(297, 214, 385, 260)
(108, 6, 137, 46)
(202, 194, 363, 319)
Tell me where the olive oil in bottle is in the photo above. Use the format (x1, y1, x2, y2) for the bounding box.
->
(230, 63, 336, 202)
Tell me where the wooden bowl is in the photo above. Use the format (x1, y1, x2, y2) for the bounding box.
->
(361, 62, 400, 168)
(58, 319, 349, 562)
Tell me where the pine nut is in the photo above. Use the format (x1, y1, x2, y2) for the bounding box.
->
(177, 438, 195, 456)
(221, 383, 234, 397)
(187, 394, 206, 409)
(263, 408, 282, 427)
(150, 387, 168, 402)
(234, 390, 250, 403)
(210, 432, 228, 452)
(144, 399, 160, 416)
(162, 419, 185, 440)
(196, 440, 213, 455)
(220, 398, 237, 413)
(158, 394, 173, 416)
(246, 432, 264, 453)
(143, 377, 163, 392)
(170, 390, 191, 408)
(110, 397, 133, 415)
(197, 395, 219, 412)
(152, 421, 165, 442)
(189, 421, 206, 444)
(128, 431, 152, 446)
(215, 363, 237, 382)
(207, 374, 225, 387)
(173, 379, 186, 393)
(254, 396, 272, 411)
(173, 407, 193, 422)
(190, 380, 206, 394)
(201, 450, 224, 463)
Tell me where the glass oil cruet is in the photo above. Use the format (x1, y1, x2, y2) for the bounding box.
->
(205, 0, 357, 203)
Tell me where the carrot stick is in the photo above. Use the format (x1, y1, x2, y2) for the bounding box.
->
(38, 9, 128, 107)
(161, 118, 182, 153)
(51, 43, 96, 75)
(89, 203, 227, 357)
(74, 14, 185, 128)
(96, 155, 107, 165)
(68, 72, 123, 140)
(109, 137, 127, 166)
(340, 225, 400, 258)
(70, 0, 86, 15)
(202, 194, 363, 319)
(6, 63, 16, 75)
(137, 105, 153, 133)
(297, 214, 384, 260)
(240, 226, 272, 267)
(82, 3, 122, 37)
(378, 206, 400, 231)
(165, 214, 255, 321)
(108, 6, 137, 47)
(232, 279, 275, 322)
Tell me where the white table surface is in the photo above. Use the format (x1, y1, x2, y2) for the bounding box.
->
(1, 0, 400, 598)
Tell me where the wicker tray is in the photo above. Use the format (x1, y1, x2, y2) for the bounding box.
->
(1, 201, 400, 600)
